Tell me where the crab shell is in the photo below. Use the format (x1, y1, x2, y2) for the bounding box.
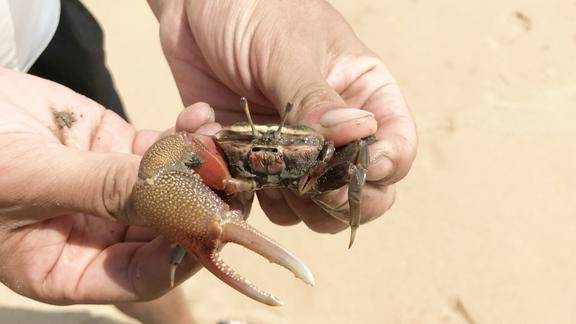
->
(214, 122, 325, 188)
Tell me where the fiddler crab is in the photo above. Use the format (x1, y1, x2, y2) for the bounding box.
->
(130, 98, 375, 306)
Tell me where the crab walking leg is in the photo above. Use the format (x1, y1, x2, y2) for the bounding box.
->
(347, 140, 370, 248)
(347, 164, 363, 248)
(311, 197, 350, 223)
(169, 246, 188, 287)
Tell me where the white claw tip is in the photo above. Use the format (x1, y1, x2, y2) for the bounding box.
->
(268, 295, 285, 307)
(299, 267, 316, 286)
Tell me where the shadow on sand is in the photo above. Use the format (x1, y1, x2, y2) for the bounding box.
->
(0, 307, 126, 324)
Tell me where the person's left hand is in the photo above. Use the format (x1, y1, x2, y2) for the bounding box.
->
(148, 0, 417, 235)
(0, 68, 215, 304)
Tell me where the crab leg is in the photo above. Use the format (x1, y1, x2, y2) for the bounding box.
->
(297, 141, 335, 194)
(347, 139, 369, 248)
(305, 139, 371, 248)
(169, 245, 188, 287)
(131, 133, 314, 306)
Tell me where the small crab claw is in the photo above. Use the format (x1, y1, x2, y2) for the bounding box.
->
(191, 217, 315, 306)
(132, 133, 314, 306)
(297, 142, 335, 195)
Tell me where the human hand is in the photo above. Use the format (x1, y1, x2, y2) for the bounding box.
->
(149, 0, 417, 234)
(0, 68, 216, 304)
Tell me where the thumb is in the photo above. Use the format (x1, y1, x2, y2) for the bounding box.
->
(267, 67, 376, 147)
(1, 142, 140, 227)
(0, 103, 220, 228)
(47, 148, 140, 222)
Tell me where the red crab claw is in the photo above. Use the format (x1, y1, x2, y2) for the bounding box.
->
(130, 133, 314, 306)
(184, 134, 256, 194)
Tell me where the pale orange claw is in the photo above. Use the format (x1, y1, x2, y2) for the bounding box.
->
(131, 133, 314, 306)
(195, 220, 315, 306)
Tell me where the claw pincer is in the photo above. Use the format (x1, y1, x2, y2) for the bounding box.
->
(131, 133, 314, 306)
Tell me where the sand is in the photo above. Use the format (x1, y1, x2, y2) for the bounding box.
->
(1, 0, 575, 323)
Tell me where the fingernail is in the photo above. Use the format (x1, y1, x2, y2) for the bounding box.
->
(188, 102, 215, 123)
(207, 108, 215, 123)
(319, 109, 374, 128)
(196, 122, 222, 136)
(200, 104, 216, 123)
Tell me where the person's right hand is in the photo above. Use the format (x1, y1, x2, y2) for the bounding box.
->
(0, 68, 214, 304)
(148, 0, 417, 236)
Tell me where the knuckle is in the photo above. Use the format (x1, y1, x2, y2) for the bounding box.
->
(292, 83, 344, 124)
(100, 156, 140, 222)
(360, 185, 396, 224)
(391, 135, 417, 184)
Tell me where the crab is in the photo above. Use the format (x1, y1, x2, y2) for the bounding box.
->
(130, 98, 374, 306)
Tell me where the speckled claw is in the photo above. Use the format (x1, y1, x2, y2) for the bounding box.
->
(131, 133, 314, 306)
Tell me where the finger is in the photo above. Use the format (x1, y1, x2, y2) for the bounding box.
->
(359, 183, 396, 224)
(0, 136, 140, 227)
(368, 114, 417, 185)
(257, 189, 301, 226)
(70, 237, 201, 302)
(265, 53, 377, 147)
(318, 108, 378, 146)
(123, 225, 159, 242)
(24, 104, 219, 223)
(343, 63, 417, 184)
(131, 103, 216, 156)
(281, 190, 348, 234)
(96, 104, 217, 222)
(175, 102, 215, 132)
(283, 82, 377, 147)
(282, 184, 396, 234)
(1, 122, 143, 225)
(133, 130, 164, 156)
(195, 122, 222, 136)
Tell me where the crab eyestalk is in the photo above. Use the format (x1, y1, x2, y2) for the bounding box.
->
(275, 102, 294, 136)
(240, 97, 259, 138)
(131, 133, 315, 306)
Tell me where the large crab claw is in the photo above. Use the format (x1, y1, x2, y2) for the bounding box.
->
(130, 133, 314, 306)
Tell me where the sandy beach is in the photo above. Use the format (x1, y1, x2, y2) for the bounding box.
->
(1, 0, 575, 323)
